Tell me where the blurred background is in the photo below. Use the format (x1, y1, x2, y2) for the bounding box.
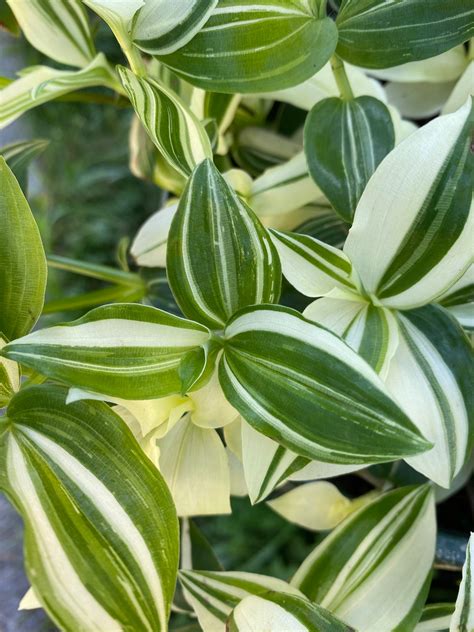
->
(0, 21, 472, 632)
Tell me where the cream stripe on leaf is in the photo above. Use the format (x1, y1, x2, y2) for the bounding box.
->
(7, 0, 95, 67)
(154, 0, 338, 93)
(167, 159, 281, 329)
(344, 98, 474, 310)
(0, 158, 47, 342)
(2, 303, 211, 400)
(133, 0, 218, 55)
(304, 95, 395, 223)
(438, 265, 474, 332)
(450, 533, 473, 632)
(415, 604, 455, 632)
(179, 569, 304, 632)
(386, 305, 473, 489)
(220, 305, 431, 464)
(270, 229, 357, 298)
(228, 592, 353, 632)
(0, 385, 178, 632)
(336, 0, 474, 69)
(0, 54, 120, 130)
(83, 0, 144, 53)
(118, 66, 212, 177)
(292, 485, 436, 632)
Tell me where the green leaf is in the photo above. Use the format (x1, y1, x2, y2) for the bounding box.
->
(296, 210, 348, 249)
(6, 0, 95, 67)
(336, 0, 474, 69)
(179, 569, 304, 631)
(0, 157, 47, 341)
(0, 335, 20, 407)
(1, 384, 178, 631)
(292, 485, 436, 632)
(0, 0, 19, 35)
(438, 265, 474, 332)
(344, 98, 474, 310)
(0, 138, 49, 193)
(304, 95, 395, 222)
(219, 304, 431, 464)
(270, 229, 357, 298)
(156, 0, 338, 93)
(450, 533, 473, 632)
(228, 591, 354, 631)
(0, 53, 120, 130)
(118, 66, 212, 177)
(2, 303, 211, 399)
(167, 159, 281, 328)
(386, 305, 474, 489)
(415, 603, 454, 632)
(133, 0, 218, 55)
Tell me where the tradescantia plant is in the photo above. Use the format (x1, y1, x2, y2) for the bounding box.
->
(0, 0, 473, 630)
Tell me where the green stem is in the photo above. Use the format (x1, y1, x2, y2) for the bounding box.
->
(331, 54, 354, 100)
(469, 38, 474, 61)
(47, 255, 144, 287)
(125, 42, 146, 77)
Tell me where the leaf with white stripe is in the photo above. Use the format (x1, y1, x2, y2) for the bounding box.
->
(295, 210, 348, 249)
(0, 336, 20, 407)
(220, 304, 431, 464)
(270, 229, 357, 299)
(438, 265, 474, 332)
(167, 159, 281, 328)
(118, 66, 212, 177)
(228, 592, 353, 632)
(304, 95, 395, 222)
(344, 98, 474, 310)
(292, 485, 436, 632)
(2, 303, 211, 400)
(179, 569, 304, 632)
(7, 0, 95, 67)
(1, 138, 49, 192)
(0, 53, 120, 130)
(155, 0, 338, 93)
(415, 603, 454, 632)
(131, 202, 178, 268)
(0, 384, 178, 632)
(0, 158, 47, 342)
(385, 305, 473, 488)
(450, 534, 473, 632)
(83, 0, 144, 52)
(133, 0, 218, 55)
(336, 0, 474, 69)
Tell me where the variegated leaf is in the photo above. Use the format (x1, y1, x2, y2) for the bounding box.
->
(167, 159, 281, 328)
(0, 335, 20, 407)
(450, 533, 473, 632)
(2, 303, 211, 399)
(344, 98, 474, 309)
(131, 202, 178, 268)
(1, 138, 49, 191)
(133, 0, 218, 55)
(304, 95, 395, 222)
(155, 0, 338, 93)
(220, 305, 431, 464)
(0, 53, 120, 129)
(7, 0, 95, 67)
(0, 158, 47, 341)
(0, 384, 179, 631)
(179, 569, 303, 632)
(415, 603, 454, 632)
(228, 592, 353, 631)
(83, 0, 144, 52)
(293, 485, 436, 632)
(336, 0, 474, 69)
(118, 66, 212, 177)
(438, 265, 474, 331)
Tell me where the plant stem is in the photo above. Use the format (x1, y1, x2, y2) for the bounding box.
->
(47, 254, 144, 287)
(126, 43, 147, 77)
(331, 54, 354, 100)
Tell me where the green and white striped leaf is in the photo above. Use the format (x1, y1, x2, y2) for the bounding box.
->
(83, 0, 144, 52)
(2, 303, 211, 400)
(270, 229, 357, 299)
(131, 202, 178, 268)
(1, 384, 178, 631)
(118, 66, 212, 177)
(155, 0, 338, 93)
(292, 485, 436, 632)
(179, 569, 303, 632)
(0, 53, 120, 129)
(438, 265, 474, 331)
(304, 95, 395, 222)
(336, 0, 474, 69)
(344, 98, 474, 310)
(7, 0, 95, 67)
(386, 305, 473, 488)
(1, 138, 49, 192)
(228, 592, 353, 632)
(415, 603, 454, 632)
(133, 0, 218, 55)
(167, 159, 281, 328)
(450, 534, 473, 632)
(0, 336, 20, 407)
(0, 158, 47, 342)
(220, 304, 431, 464)
(295, 210, 348, 249)
(157, 417, 231, 516)
(304, 297, 400, 380)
